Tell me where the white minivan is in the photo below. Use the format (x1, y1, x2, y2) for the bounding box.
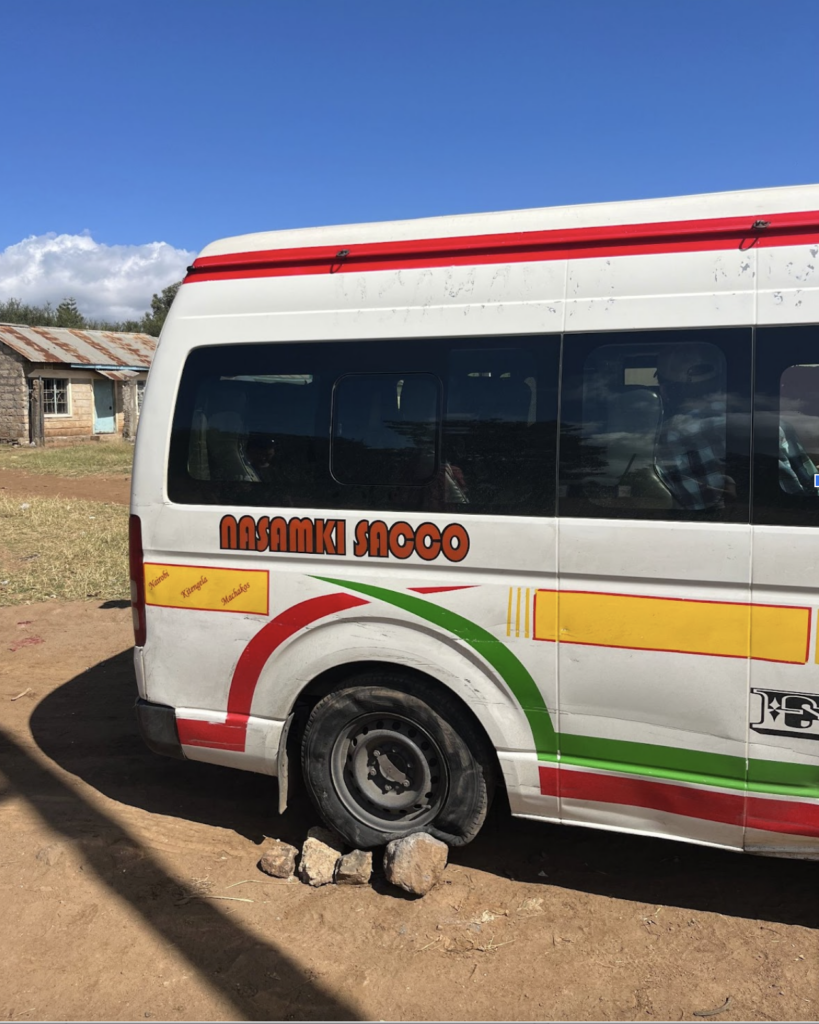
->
(131, 184, 819, 857)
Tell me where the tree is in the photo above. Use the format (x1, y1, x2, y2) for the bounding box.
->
(0, 297, 56, 326)
(0, 280, 183, 335)
(140, 281, 181, 337)
(55, 297, 85, 329)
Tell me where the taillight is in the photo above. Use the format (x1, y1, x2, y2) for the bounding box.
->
(129, 514, 147, 646)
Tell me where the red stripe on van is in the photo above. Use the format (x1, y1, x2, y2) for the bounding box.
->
(185, 210, 819, 283)
(539, 765, 819, 838)
(177, 591, 369, 752)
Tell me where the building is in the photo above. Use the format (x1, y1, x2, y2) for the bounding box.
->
(0, 324, 157, 444)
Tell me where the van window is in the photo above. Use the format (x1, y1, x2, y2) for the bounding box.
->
(778, 365, 819, 495)
(754, 326, 819, 526)
(167, 337, 559, 516)
(332, 373, 441, 486)
(559, 328, 752, 522)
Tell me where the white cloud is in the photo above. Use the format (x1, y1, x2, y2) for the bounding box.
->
(0, 232, 196, 323)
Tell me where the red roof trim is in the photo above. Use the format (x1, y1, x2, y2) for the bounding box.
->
(185, 210, 819, 283)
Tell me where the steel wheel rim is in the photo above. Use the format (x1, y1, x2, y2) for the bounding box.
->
(330, 712, 448, 832)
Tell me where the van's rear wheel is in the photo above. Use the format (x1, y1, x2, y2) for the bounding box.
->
(300, 674, 492, 849)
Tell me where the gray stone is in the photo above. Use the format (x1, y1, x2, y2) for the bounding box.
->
(299, 836, 341, 886)
(306, 825, 345, 852)
(258, 840, 299, 879)
(383, 832, 448, 896)
(335, 849, 372, 885)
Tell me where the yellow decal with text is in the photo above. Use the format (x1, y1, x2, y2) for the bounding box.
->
(531, 589, 810, 665)
(144, 562, 269, 616)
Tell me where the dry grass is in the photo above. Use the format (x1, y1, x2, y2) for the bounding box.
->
(0, 494, 129, 606)
(0, 441, 134, 477)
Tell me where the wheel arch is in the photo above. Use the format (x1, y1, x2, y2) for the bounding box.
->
(252, 614, 536, 760)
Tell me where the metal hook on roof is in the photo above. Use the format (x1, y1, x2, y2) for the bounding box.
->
(330, 249, 350, 274)
(739, 219, 771, 251)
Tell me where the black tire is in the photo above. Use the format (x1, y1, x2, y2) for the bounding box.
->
(300, 672, 493, 849)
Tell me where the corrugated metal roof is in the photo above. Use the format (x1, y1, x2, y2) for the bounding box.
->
(0, 324, 157, 374)
(96, 368, 141, 381)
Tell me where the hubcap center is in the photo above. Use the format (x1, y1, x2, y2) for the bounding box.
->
(373, 749, 410, 786)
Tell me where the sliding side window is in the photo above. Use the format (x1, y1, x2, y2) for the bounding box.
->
(754, 325, 819, 526)
(559, 328, 752, 522)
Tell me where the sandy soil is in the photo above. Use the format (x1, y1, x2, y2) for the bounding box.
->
(0, 471, 817, 1022)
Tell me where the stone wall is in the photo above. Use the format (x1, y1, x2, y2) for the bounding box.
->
(122, 381, 138, 439)
(0, 343, 28, 443)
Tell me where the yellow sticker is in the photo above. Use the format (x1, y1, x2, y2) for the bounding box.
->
(533, 589, 810, 665)
(144, 562, 269, 616)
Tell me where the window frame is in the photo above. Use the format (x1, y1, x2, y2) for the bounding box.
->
(42, 377, 71, 417)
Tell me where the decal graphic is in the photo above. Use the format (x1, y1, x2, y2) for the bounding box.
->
(220, 515, 346, 555)
(176, 592, 367, 750)
(219, 515, 470, 562)
(179, 577, 819, 839)
(506, 586, 532, 638)
(144, 562, 269, 616)
(353, 520, 469, 562)
(751, 689, 819, 741)
(540, 764, 819, 837)
(532, 589, 810, 665)
(314, 574, 557, 758)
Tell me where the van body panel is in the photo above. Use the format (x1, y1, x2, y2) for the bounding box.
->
(130, 184, 819, 856)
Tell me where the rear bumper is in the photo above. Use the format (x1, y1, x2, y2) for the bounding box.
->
(135, 698, 185, 760)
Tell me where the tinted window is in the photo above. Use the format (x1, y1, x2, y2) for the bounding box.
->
(754, 325, 819, 526)
(168, 337, 559, 516)
(332, 373, 441, 486)
(559, 329, 752, 521)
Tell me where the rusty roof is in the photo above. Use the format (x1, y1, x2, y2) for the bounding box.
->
(0, 324, 157, 380)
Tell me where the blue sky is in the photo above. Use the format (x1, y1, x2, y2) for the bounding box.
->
(1, 0, 817, 320)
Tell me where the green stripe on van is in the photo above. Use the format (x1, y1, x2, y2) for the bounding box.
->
(313, 575, 557, 759)
(561, 734, 819, 800)
(559, 734, 747, 792)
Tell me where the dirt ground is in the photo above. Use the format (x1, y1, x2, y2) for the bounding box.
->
(0, 467, 131, 505)
(1, 470, 818, 1022)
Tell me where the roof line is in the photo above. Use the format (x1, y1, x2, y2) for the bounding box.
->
(185, 208, 819, 284)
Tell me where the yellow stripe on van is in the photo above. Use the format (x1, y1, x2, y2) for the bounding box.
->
(506, 586, 532, 639)
(144, 562, 269, 616)
(533, 589, 810, 665)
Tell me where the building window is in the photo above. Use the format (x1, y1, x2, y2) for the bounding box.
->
(43, 378, 69, 416)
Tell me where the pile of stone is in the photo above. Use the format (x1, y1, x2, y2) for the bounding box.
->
(258, 826, 448, 896)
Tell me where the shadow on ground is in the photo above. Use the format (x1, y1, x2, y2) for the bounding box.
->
(1, 721, 358, 1021)
(30, 649, 310, 846)
(30, 649, 819, 932)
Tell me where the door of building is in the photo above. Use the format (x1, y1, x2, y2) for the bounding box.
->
(93, 379, 115, 433)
